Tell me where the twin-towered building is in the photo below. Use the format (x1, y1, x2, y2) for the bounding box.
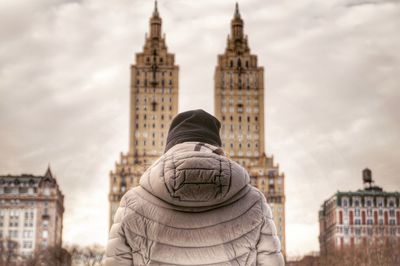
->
(319, 168, 400, 254)
(108, 1, 286, 255)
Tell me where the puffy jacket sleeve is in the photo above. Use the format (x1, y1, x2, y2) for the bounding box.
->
(104, 195, 133, 266)
(256, 193, 285, 266)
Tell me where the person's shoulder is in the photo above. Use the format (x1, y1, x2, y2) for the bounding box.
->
(119, 186, 143, 210)
(246, 185, 266, 200)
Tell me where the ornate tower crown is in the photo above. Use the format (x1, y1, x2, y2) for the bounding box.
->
(226, 3, 249, 55)
(150, 0, 162, 39)
(231, 2, 244, 40)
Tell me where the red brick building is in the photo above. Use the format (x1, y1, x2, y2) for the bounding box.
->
(319, 168, 400, 254)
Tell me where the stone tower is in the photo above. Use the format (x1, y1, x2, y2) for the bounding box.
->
(108, 1, 179, 228)
(214, 3, 286, 255)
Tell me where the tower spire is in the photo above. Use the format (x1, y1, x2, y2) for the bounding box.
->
(149, 0, 162, 38)
(234, 2, 241, 19)
(153, 0, 159, 18)
(231, 3, 244, 40)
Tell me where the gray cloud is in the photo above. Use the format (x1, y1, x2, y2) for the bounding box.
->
(1, 0, 399, 257)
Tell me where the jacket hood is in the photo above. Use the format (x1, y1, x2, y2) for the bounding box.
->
(139, 142, 250, 209)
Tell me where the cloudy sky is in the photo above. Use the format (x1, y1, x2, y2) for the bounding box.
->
(1, 0, 399, 257)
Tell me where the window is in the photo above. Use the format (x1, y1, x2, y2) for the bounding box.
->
(342, 199, 348, 207)
(366, 200, 372, 207)
(377, 198, 384, 207)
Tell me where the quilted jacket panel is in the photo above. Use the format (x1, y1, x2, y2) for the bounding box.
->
(105, 142, 284, 266)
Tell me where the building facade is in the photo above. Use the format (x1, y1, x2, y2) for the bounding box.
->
(214, 4, 286, 255)
(0, 167, 64, 257)
(108, 1, 179, 227)
(319, 168, 400, 255)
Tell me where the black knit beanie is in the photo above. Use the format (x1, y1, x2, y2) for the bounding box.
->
(164, 109, 222, 153)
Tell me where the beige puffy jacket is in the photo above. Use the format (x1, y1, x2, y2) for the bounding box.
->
(105, 142, 284, 265)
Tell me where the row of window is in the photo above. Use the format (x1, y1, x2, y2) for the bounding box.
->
(219, 89, 259, 96)
(225, 58, 252, 69)
(221, 98, 259, 106)
(136, 113, 172, 121)
(136, 79, 173, 87)
(349, 219, 397, 225)
(221, 71, 257, 82)
(228, 150, 260, 157)
(0, 199, 36, 206)
(260, 178, 283, 185)
(136, 70, 173, 77)
(222, 133, 260, 140)
(338, 209, 400, 226)
(0, 220, 35, 228)
(0, 187, 52, 195)
(341, 197, 398, 208)
(337, 226, 399, 236)
(143, 56, 172, 66)
(221, 83, 259, 91)
(259, 186, 283, 194)
(221, 106, 259, 113)
(135, 131, 165, 138)
(0, 229, 38, 240)
(343, 208, 398, 217)
(136, 95, 172, 104)
(135, 87, 174, 94)
(135, 122, 167, 129)
(0, 209, 35, 217)
(221, 124, 260, 132)
(222, 115, 258, 123)
(223, 142, 259, 149)
(0, 229, 35, 239)
(135, 104, 173, 112)
(134, 140, 165, 147)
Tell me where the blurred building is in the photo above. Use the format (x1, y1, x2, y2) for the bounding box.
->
(319, 168, 400, 255)
(108, 1, 179, 228)
(214, 3, 286, 255)
(0, 166, 64, 257)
